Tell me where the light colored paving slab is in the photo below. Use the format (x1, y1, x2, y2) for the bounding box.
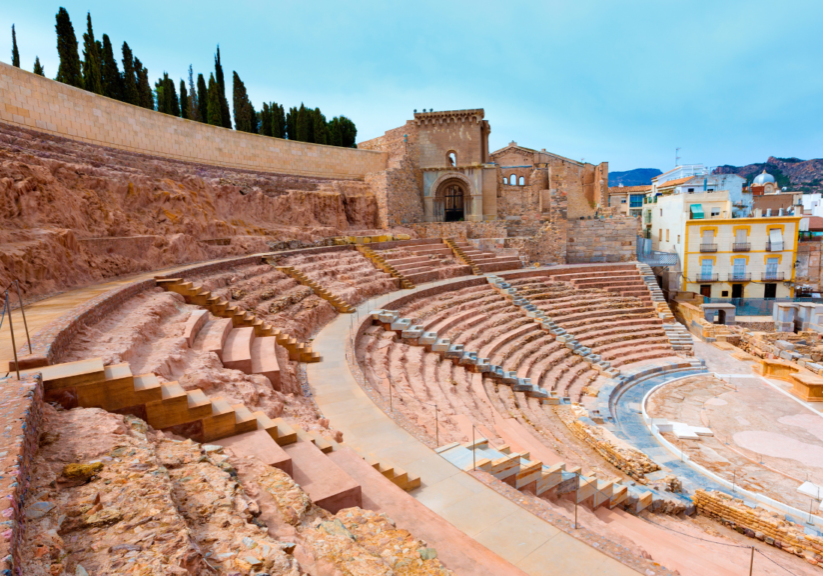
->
(308, 276, 641, 576)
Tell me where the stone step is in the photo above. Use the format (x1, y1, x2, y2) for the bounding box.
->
(283, 438, 362, 513)
(222, 327, 255, 373)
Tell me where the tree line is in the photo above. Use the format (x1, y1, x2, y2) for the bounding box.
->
(9, 9, 357, 147)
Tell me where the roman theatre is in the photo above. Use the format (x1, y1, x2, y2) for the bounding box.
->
(2, 62, 823, 575)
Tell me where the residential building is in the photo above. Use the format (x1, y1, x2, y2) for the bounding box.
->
(646, 182, 801, 299)
(608, 184, 649, 216)
(651, 165, 750, 218)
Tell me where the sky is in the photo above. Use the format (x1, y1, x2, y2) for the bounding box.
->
(2, 0, 822, 172)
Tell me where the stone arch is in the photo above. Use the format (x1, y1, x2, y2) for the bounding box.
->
(446, 150, 457, 167)
(431, 172, 472, 222)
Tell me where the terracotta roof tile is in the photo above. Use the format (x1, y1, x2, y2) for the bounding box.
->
(609, 185, 651, 193)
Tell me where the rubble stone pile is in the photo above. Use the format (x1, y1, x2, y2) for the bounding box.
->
(694, 489, 823, 567)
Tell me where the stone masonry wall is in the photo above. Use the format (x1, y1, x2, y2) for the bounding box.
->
(359, 122, 424, 227)
(408, 221, 507, 240)
(566, 218, 638, 264)
(796, 240, 822, 290)
(0, 373, 44, 576)
(0, 62, 386, 179)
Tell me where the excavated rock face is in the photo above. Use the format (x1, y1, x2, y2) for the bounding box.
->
(0, 121, 379, 299)
(21, 405, 453, 576)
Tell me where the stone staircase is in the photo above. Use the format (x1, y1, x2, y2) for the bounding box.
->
(448, 239, 524, 274)
(26, 357, 297, 444)
(355, 244, 416, 289)
(635, 263, 695, 354)
(156, 278, 320, 362)
(436, 438, 691, 516)
(366, 457, 422, 491)
(444, 237, 482, 275)
(275, 265, 355, 313)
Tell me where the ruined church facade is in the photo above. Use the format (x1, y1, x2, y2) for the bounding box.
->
(359, 108, 609, 227)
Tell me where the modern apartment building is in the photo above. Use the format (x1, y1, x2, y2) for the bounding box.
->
(645, 187, 801, 299)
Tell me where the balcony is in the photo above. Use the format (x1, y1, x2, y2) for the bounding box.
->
(694, 273, 719, 282)
(700, 243, 718, 252)
(761, 271, 785, 281)
(727, 272, 751, 282)
(766, 240, 784, 252)
(732, 242, 751, 252)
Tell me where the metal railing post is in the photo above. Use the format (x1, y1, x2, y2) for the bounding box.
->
(435, 404, 439, 446)
(13, 281, 31, 355)
(6, 292, 20, 380)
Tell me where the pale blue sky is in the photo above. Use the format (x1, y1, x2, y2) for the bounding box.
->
(3, 1, 822, 171)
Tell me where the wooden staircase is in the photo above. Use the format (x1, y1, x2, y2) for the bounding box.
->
(156, 278, 320, 363)
(27, 358, 298, 444)
(274, 266, 355, 314)
(356, 245, 416, 289)
(444, 238, 482, 275)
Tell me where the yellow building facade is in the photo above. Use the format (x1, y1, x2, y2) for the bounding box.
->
(684, 217, 800, 299)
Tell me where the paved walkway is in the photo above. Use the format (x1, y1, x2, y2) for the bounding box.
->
(307, 278, 640, 576)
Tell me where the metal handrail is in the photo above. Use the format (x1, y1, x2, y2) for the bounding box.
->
(699, 243, 718, 252)
(732, 242, 751, 252)
(727, 273, 751, 282)
(761, 271, 785, 281)
(694, 273, 719, 282)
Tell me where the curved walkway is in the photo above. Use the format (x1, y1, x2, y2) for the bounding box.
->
(307, 275, 640, 575)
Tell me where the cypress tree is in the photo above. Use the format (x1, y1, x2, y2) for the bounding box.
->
(180, 80, 189, 119)
(296, 103, 313, 142)
(328, 117, 342, 147)
(286, 106, 297, 140)
(276, 105, 287, 139)
(260, 103, 272, 137)
(169, 76, 180, 116)
(312, 108, 328, 145)
(338, 116, 358, 148)
(120, 42, 139, 105)
(153, 79, 164, 112)
(232, 71, 251, 132)
(214, 47, 232, 128)
(135, 58, 153, 109)
(100, 34, 122, 100)
(81, 13, 103, 94)
(196, 73, 208, 124)
(206, 74, 222, 127)
(55, 8, 83, 88)
(187, 65, 199, 121)
(11, 25, 20, 68)
(33, 57, 45, 76)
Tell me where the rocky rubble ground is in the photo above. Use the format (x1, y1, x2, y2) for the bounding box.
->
(20, 404, 452, 576)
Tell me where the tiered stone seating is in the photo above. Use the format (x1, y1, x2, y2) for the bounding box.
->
(509, 278, 682, 371)
(371, 239, 472, 284)
(447, 238, 523, 274)
(272, 249, 399, 308)
(356, 244, 416, 288)
(157, 277, 320, 362)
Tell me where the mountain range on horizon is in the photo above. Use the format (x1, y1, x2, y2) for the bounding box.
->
(610, 157, 823, 193)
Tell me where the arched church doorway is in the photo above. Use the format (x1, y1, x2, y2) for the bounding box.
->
(435, 181, 467, 222)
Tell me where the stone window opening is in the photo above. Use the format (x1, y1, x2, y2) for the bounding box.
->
(510, 174, 517, 186)
(447, 151, 457, 167)
(519, 176, 525, 186)
(503, 176, 508, 185)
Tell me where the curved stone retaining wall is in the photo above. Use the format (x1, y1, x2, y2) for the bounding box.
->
(0, 63, 386, 179)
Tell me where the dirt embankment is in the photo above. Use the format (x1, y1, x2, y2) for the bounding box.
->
(0, 121, 381, 299)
